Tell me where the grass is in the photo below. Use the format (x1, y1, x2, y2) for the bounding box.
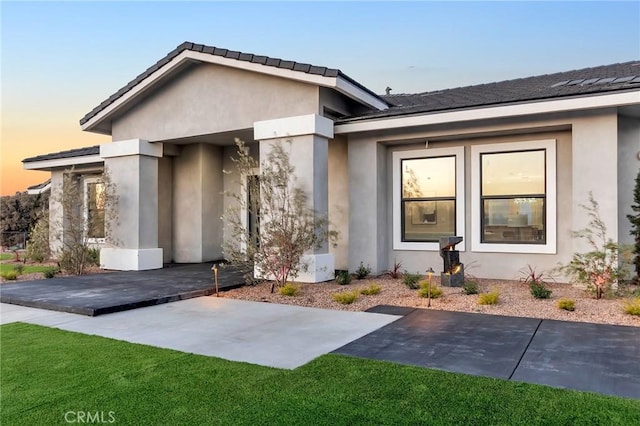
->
(2, 324, 639, 425)
(0, 253, 15, 261)
(478, 290, 500, 305)
(0, 263, 52, 275)
(332, 291, 359, 304)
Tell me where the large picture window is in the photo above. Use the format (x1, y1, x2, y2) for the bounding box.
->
(393, 147, 465, 251)
(471, 140, 556, 254)
(401, 156, 456, 242)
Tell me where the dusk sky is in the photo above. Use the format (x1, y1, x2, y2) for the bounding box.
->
(2, 1, 639, 195)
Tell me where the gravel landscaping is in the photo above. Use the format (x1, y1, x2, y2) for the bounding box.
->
(222, 275, 640, 327)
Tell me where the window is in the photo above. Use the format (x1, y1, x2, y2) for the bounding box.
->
(471, 140, 556, 254)
(393, 147, 465, 251)
(85, 179, 105, 240)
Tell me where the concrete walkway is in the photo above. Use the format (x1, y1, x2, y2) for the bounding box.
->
(0, 298, 399, 369)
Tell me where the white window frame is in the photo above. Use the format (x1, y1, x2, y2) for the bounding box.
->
(393, 146, 465, 251)
(83, 177, 106, 244)
(471, 139, 557, 254)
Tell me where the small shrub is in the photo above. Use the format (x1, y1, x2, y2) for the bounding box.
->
(1, 271, 18, 281)
(278, 282, 300, 296)
(13, 264, 25, 275)
(335, 270, 352, 285)
(478, 290, 499, 305)
(43, 267, 58, 279)
(403, 272, 422, 289)
(26, 213, 50, 263)
(633, 287, 640, 297)
(355, 262, 371, 279)
(360, 283, 382, 296)
(530, 282, 552, 299)
(557, 298, 576, 311)
(332, 291, 359, 305)
(389, 259, 403, 279)
(623, 298, 640, 316)
(417, 281, 443, 299)
(462, 280, 479, 295)
(87, 248, 100, 267)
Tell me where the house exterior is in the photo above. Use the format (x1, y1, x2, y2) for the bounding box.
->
(23, 42, 640, 282)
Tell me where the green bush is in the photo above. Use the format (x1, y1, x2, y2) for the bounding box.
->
(43, 267, 58, 279)
(332, 291, 359, 305)
(360, 283, 382, 296)
(623, 298, 640, 316)
(87, 248, 100, 267)
(403, 272, 422, 289)
(478, 291, 499, 305)
(355, 262, 371, 279)
(557, 298, 576, 311)
(417, 281, 443, 299)
(278, 283, 300, 296)
(530, 282, 552, 299)
(632, 287, 640, 297)
(462, 280, 479, 295)
(12, 264, 25, 275)
(335, 270, 352, 285)
(1, 271, 18, 281)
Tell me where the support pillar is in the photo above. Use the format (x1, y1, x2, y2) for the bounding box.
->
(99, 139, 163, 270)
(254, 114, 335, 282)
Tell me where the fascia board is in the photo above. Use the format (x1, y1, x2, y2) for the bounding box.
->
(23, 155, 104, 171)
(334, 91, 640, 134)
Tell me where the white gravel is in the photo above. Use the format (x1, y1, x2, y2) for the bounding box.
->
(222, 276, 640, 327)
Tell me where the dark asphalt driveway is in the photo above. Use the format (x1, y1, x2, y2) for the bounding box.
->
(334, 307, 640, 399)
(0, 263, 245, 316)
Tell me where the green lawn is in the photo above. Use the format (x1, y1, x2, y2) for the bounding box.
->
(2, 323, 639, 425)
(0, 263, 51, 274)
(0, 253, 15, 261)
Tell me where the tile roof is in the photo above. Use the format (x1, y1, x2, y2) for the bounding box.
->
(80, 41, 385, 126)
(22, 146, 100, 163)
(338, 61, 640, 123)
(27, 179, 51, 191)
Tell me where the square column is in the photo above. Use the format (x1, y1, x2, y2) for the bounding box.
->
(254, 114, 335, 282)
(99, 139, 163, 270)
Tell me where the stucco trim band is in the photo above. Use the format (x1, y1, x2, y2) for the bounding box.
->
(100, 248, 163, 271)
(100, 139, 163, 159)
(254, 114, 334, 140)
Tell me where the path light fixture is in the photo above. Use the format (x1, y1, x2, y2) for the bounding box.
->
(426, 267, 434, 307)
(212, 264, 219, 297)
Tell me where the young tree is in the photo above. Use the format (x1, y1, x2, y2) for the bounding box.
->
(559, 192, 630, 299)
(628, 169, 640, 282)
(26, 208, 50, 263)
(223, 139, 336, 293)
(51, 167, 118, 275)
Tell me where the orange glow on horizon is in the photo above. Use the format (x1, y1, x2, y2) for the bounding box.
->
(1, 120, 109, 196)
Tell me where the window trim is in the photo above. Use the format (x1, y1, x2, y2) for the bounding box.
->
(393, 146, 465, 251)
(471, 139, 557, 254)
(84, 176, 106, 244)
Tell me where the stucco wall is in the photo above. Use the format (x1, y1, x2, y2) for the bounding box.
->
(172, 143, 223, 262)
(347, 135, 388, 273)
(618, 115, 640, 247)
(158, 155, 173, 263)
(328, 135, 349, 269)
(385, 130, 573, 281)
(111, 63, 320, 142)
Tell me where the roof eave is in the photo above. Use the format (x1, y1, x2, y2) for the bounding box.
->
(334, 89, 640, 134)
(23, 155, 104, 171)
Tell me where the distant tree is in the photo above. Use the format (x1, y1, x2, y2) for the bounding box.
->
(51, 167, 118, 275)
(0, 190, 49, 248)
(223, 139, 337, 293)
(628, 169, 640, 282)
